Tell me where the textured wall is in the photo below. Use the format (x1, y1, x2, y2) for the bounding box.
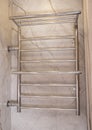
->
(10, 0, 87, 130)
(0, 0, 11, 130)
(83, 0, 92, 129)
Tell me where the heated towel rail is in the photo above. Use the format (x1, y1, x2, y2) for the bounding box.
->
(7, 11, 81, 115)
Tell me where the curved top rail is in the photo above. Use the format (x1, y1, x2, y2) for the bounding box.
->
(9, 11, 81, 26)
(10, 11, 81, 20)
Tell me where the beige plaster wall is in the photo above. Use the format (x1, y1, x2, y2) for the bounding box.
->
(83, 0, 92, 130)
(0, 0, 11, 130)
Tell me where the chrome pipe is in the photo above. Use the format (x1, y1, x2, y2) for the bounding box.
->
(21, 104, 76, 111)
(19, 22, 75, 27)
(16, 17, 76, 23)
(8, 47, 75, 52)
(17, 19, 76, 26)
(75, 23, 80, 115)
(12, 71, 81, 75)
(7, 100, 18, 107)
(9, 11, 81, 20)
(21, 83, 76, 87)
(21, 94, 76, 99)
(8, 46, 19, 51)
(20, 59, 76, 63)
(17, 27, 21, 112)
(20, 35, 75, 41)
(20, 47, 75, 52)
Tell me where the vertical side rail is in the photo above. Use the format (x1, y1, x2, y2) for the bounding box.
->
(75, 18, 80, 115)
(17, 27, 21, 112)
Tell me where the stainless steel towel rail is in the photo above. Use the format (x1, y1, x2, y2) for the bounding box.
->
(7, 11, 81, 115)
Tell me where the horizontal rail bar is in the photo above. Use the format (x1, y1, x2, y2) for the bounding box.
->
(21, 93, 76, 98)
(22, 40, 75, 44)
(11, 15, 78, 26)
(10, 11, 81, 20)
(19, 21, 75, 26)
(19, 20, 75, 23)
(7, 101, 76, 111)
(8, 47, 76, 52)
(12, 47, 75, 49)
(17, 17, 76, 23)
(20, 47, 75, 52)
(17, 20, 76, 26)
(10, 13, 80, 27)
(21, 104, 76, 111)
(21, 83, 76, 87)
(20, 35, 75, 41)
(12, 71, 81, 75)
(20, 59, 76, 63)
(17, 18, 76, 25)
(16, 16, 76, 22)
